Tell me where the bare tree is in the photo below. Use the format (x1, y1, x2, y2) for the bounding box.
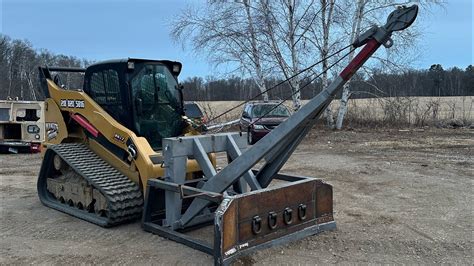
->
(0, 36, 12, 97)
(171, 1, 442, 123)
(307, 0, 340, 127)
(334, 0, 444, 129)
(170, 1, 270, 101)
(0, 34, 87, 100)
(335, 0, 367, 129)
(258, 0, 313, 110)
(172, 0, 323, 110)
(243, 0, 268, 101)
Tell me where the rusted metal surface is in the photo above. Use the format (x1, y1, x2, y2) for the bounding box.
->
(142, 173, 335, 265)
(316, 182, 334, 224)
(221, 200, 237, 253)
(236, 180, 316, 242)
(214, 178, 335, 264)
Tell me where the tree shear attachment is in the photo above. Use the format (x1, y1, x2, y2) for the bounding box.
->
(352, 5, 419, 48)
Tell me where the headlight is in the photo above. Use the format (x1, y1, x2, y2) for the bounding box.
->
(253, 124, 264, 130)
(35, 134, 40, 140)
(16, 109, 26, 118)
(36, 109, 42, 118)
(27, 125, 40, 133)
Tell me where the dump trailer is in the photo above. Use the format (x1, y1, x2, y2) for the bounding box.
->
(0, 100, 44, 153)
(36, 5, 418, 265)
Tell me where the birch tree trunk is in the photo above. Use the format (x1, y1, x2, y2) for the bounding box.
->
(321, 0, 335, 128)
(260, 0, 303, 110)
(287, 0, 302, 110)
(243, 0, 269, 101)
(335, 0, 366, 129)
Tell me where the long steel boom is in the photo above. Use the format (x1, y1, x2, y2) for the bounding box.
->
(178, 5, 419, 226)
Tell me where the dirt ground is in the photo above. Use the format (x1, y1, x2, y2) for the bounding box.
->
(1, 128, 472, 264)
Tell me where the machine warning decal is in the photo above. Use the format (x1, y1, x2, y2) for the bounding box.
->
(46, 122, 59, 140)
(113, 133, 125, 143)
(224, 247, 237, 256)
(60, 99, 85, 109)
(239, 243, 249, 249)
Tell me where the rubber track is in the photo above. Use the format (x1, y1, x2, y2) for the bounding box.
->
(37, 143, 143, 227)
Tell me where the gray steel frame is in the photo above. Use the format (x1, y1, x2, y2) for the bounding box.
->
(161, 132, 259, 229)
(177, 77, 346, 227)
(141, 4, 418, 265)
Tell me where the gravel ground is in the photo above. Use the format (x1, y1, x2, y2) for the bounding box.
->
(1, 128, 472, 264)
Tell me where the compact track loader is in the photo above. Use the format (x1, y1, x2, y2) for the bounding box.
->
(37, 5, 418, 265)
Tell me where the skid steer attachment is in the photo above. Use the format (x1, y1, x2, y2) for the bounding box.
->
(144, 173, 334, 265)
(143, 5, 418, 265)
(142, 133, 335, 264)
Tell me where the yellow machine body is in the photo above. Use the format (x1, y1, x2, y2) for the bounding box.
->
(43, 76, 210, 192)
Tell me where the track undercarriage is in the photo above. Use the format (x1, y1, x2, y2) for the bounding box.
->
(46, 169, 108, 216)
(37, 143, 143, 227)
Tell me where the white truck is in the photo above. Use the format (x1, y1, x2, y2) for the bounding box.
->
(0, 100, 45, 153)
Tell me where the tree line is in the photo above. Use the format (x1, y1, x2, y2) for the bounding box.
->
(1, 33, 472, 103)
(181, 65, 473, 101)
(0, 34, 89, 101)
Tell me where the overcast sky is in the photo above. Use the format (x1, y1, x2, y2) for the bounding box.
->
(1, 0, 472, 79)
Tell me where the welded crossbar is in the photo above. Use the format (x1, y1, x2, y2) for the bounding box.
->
(161, 132, 262, 228)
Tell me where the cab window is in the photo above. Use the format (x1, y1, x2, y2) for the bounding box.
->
(90, 69, 122, 108)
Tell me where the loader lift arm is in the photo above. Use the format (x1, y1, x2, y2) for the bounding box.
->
(143, 5, 418, 265)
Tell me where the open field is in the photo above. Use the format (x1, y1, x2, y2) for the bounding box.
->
(199, 96, 474, 127)
(1, 128, 472, 264)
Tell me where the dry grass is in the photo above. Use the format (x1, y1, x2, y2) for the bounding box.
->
(197, 96, 474, 128)
(337, 96, 473, 128)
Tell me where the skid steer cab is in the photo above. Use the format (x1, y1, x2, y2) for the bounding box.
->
(36, 4, 418, 265)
